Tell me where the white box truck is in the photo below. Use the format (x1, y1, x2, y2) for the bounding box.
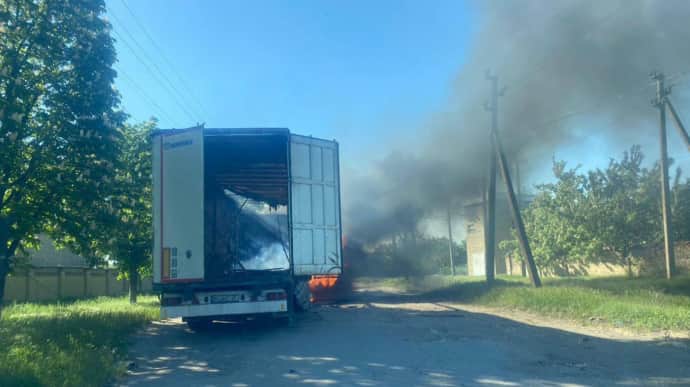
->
(152, 127, 342, 329)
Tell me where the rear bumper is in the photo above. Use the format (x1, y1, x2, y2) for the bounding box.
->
(161, 300, 288, 319)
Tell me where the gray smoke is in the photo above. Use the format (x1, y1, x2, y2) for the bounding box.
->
(345, 0, 690, 245)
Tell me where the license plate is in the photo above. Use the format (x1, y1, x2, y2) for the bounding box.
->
(210, 294, 242, 304)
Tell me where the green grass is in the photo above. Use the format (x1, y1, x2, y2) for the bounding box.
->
(0, 296, 159, 387)
(358, 274, 487, 291)
(360, 275, 690, 332)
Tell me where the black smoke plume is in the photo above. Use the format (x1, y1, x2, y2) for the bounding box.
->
(344, 0, 690, 245)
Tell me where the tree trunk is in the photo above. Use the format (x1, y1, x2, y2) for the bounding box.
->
(619, 246, 633, 278)
(128, 268, 139, 304)
(0, 261, 8, 317)
(0, 235, 13, 317)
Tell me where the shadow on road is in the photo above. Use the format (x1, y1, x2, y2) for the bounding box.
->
(121, 289, 690, 387)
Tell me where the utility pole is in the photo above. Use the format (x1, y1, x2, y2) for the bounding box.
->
(515, 160, 527, 277)
(485, 71, 542, 287)
(666, 98, 690, 151)
(493, 130, 541, 287)
(651, 72, 676, 279)
(447, 204, 456, 276)
(484, 72, 498, 284)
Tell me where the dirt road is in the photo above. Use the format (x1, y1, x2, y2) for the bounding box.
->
(121, 289, 690, 386)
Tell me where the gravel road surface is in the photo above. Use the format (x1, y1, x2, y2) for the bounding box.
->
(120, 290, 690, 387)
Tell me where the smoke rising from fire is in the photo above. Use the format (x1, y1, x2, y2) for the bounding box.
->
(344, 0, 690, 245)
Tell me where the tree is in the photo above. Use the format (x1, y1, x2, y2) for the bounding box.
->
(106, 121, 153, 303)
(62, 121, 154, 303)
(672, 169, 690, 243)
(426, 237, 466, 274)
(504, 146, 663, 277)
(586, 146, 658, 276)
(0, 0, 124, 309)
(366, 233, 467, 277)
(502, 161, 593, 275)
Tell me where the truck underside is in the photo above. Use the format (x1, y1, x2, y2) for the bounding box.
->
(157, 271, 293, 324)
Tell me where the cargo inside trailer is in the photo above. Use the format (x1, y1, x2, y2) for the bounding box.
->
(203, 133, 290, 282)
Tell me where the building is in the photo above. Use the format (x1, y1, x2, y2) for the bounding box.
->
(22, 234, 89, 267)
(464, 195, 532, 277)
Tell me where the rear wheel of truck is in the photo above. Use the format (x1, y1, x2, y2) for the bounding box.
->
(294, 280, 312, 312)
(186, 318, 213, 331)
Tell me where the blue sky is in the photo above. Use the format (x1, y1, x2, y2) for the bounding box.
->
(106, 0, 690, 240)
(106, 0, 690, 189)
(106, 0, 476, 164)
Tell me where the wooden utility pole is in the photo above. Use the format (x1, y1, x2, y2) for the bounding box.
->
(484, 72, 498, 284)
(651, 72, 676, 279)
(447, 204, 456, 276)
(515, 160, 527, 277)
(485, 71, 542, 287)
(666, 98, 690, 151)
(493, 131, 542, 287)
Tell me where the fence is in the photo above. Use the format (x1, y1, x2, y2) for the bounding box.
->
(2, 267, 153, 303)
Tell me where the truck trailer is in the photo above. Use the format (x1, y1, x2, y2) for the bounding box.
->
(152, 127, 342, 329)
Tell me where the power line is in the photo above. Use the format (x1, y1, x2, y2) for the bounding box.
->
(512, 83, 653, 133)
(111, 27, 197, 123)
(109, 10, 202, 121)
(108, 11, 200, 123)
(119, 0, 210, 118)
(117, 69, 176, 123)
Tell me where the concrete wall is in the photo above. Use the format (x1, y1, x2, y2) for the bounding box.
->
(636, 241, 690, 276)
(3, 268, 153, 303)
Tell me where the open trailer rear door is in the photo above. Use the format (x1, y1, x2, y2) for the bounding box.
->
(153, 128, 205, 283)
(289, 135, 343, 276)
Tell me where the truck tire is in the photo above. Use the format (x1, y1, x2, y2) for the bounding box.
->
(294, 280, 312, 312)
